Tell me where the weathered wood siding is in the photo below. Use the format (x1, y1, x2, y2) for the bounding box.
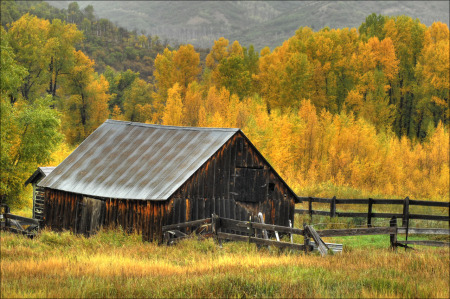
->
(169, 132, 296, 228)
(44, 132, 296, 242)
(44, 190, 171, 242)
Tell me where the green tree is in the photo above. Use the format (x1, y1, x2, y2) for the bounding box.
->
(0, 96, 63, 207)
(45, 18, 83, 99)
(0, 27, 28, 101)
(359, 13, 387, 41)
(123, 78, 154, 122)
(7, 13, 50, 101)
(62, 50, 110, 144)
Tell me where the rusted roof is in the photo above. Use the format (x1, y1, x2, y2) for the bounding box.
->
(25, 167, 56, 186)
(39, 120, 239, 200)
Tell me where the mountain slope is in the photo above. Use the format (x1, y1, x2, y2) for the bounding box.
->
(48, 1, 449, 49)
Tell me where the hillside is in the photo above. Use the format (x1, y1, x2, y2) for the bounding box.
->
(48, 1, 449, 49)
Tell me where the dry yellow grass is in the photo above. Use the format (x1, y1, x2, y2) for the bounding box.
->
(1, 229, 449, 298)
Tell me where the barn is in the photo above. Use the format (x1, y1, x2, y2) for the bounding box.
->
(39, 120, 300, 241)
(25, 167, 55, 222)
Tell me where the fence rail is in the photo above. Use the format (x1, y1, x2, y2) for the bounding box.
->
(295, 196, 450, 228)
(1, 205, 40, 238)
(162, 214, 450, 255)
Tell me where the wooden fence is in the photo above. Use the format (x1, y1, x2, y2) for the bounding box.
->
(1, 204, 40, 238)
(295, 196, 450, 227)
(162, 214, 450, 255)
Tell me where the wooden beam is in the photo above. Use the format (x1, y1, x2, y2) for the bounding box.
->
(397, 228, 450, 235)
(408, 214, 449, 221)
(409, 200, 450, 207)
(235, 221, 305, 235)
(4, 213, 39, 225)
(217, 232, 310, 251)
(398, 240, 450, 247)
(162, 218, 211, 232)
(305, 225, 328, 256)
(317, 227, 396, 237)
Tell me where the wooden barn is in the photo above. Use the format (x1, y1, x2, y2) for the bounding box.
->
(38, 120, 300, 241)
(25, 167, 55, 222)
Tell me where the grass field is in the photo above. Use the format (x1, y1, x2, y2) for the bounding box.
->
(1, 226, 449, 298)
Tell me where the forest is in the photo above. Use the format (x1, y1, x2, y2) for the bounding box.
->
(1, 1, 449, 208)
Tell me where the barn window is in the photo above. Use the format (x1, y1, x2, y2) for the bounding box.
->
(233, 167, 267, 202)
(269, 183, 275, 192)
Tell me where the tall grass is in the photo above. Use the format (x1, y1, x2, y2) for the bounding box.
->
(1, 229, 449, 298)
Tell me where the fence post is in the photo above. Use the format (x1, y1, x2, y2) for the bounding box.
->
(308, 197, 313, 222)
(303, 223, 310, 254)
(330, 196, 336, 218)
(367, 198, 373, 227)
(289, 220, 294, 244)
(402, 197, 410, 240)
(390, 216, 397, 250)
(248, 216, 253, 244)
(211, 213, 222, 248)
(5, 204, 10, 228)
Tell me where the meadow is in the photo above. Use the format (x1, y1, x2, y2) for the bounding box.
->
(1, 209, 449, 298)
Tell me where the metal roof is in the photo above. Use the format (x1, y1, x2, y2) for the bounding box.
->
(39, 120, 239, 200)
(25, 167, 56, 186)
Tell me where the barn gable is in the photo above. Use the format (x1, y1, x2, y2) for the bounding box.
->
(170, 131, 298, 228)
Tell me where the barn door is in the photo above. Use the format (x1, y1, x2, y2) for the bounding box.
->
(78, 197, 106, 237)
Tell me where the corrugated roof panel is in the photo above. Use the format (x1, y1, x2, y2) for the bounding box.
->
(39, 120, 238, 200)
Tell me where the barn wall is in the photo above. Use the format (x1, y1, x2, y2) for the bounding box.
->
(44, 189, 171, 242)
(170, 132, 296, 228)
(44, 189, 83, 232)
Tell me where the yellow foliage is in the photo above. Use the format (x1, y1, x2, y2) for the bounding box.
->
(162, 83, 183, 126)
(49, 142, 75, 166)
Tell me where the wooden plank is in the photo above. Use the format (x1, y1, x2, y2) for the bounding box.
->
(217, 232, 310, 251)
(390, 217, 397, 249)
(371, 213, 405, 218)
(235, 221, 305, 235)
(409, 200, 450, 207)
(4, 214, 39, 225)
(297, 197, 331, 203)
(310, 197, 332, 203)
(310, 241, 343, 253)
(409, 214, 449, 221)
(312, 210, 331, 216)
(219, 217, 250, 234)
(4, 226, 35, 237)
(162, 218, 212, 231)
(372, 199, 404, 205)
(334, 199, 369, 204)
(367, 198, 373, 227)
(330, 196, 336, 218)
(317, 227, 397, 237)
(305, 225, 328, 256)
(202, 198, 208, 220)
(336, 212, 370, 218)
(10, 219, 24, 231)
(398, 240, 450, 247)
(397, 228, 450, 235)
(402, 197, 410, 228)
(296, 208, 337, 216)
